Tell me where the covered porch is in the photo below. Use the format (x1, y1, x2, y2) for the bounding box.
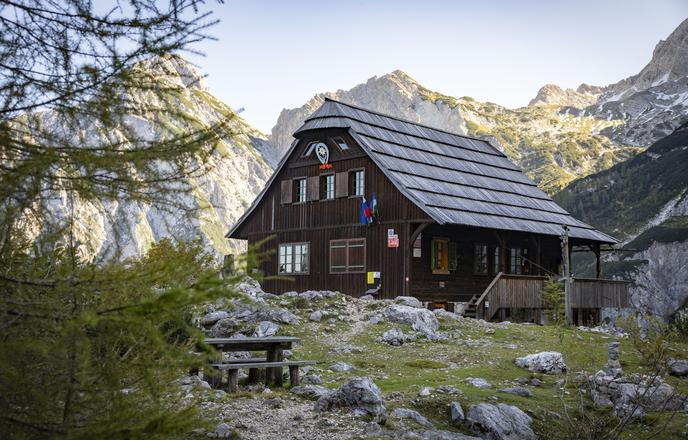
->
(404, 222, 629, 324)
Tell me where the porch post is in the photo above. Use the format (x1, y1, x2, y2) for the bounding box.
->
(408, 222, 431, 297)
(594, 243, 602, 279)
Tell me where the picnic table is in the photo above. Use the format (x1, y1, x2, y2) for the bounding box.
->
(203, 336, 314, 392)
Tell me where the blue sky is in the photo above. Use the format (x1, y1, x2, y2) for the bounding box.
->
(188, 0, 687, 133)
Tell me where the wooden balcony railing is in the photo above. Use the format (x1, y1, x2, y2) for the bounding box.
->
(474, 273, 630, 322)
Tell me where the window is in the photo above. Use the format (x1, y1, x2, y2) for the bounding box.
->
(493, 247, 501, 274)
(351, 169, 364, 196)
(332, 137, 349, 151)
(321, 174, 335, 200)
(303, 141, 320, 157)
(294, 178, 307, 203)
(329, 238, 366, 273)
(431, 238, 449, 274)
(474, 244, 488, 275)
(278, 243, 309, 274)
(509, 247, 528, 275)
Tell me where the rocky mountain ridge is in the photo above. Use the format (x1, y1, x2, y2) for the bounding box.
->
(28, 55, 277, 261)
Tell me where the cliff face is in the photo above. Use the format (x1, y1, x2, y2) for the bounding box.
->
(24, 55, 277, 261)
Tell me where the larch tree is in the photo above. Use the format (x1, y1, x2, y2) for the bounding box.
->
(0, 1, 243, 438)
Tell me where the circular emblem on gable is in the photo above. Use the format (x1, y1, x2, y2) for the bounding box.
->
(314, 142, 329, 165)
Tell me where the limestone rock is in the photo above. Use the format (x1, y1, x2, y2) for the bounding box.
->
(202, 311, 230, 327)
(315, 377, 387, 422)
(391, 408, 433, 427)
(669, 358, 688, 377)
(466, 403, 535, 440)
(394, 296, 424, 308)
(302, 374, 322, 385)
(419, 431, 481, 440)
(498, 387, 533, 398)
(384, 304, 440, 337)
(331, 361, 354, 372)
(515, 352, 567, 374)
(208, 317, 240, 338)
(253, 321, 279, 338)
(467, 377, 491, 389)
(382, 328, 410, 346)
(309, 310, 323, 322)
(450, 401, 465, 424)
(290, 384, 330, 400)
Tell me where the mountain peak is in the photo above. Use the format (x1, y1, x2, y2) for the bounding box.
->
(134, 54, 209, 91)
(529, 83, 600, 108)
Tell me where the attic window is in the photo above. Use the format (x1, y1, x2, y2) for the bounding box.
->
(332, 137, 349, 151)
(303, 141, 320, 157)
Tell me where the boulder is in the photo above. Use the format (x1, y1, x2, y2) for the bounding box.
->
(309, 310, 323, 322)
(418, 386, 433, 396)
(233, 277, 265, 298)
(212, 422, 234, 438)
(498, 387, 533, 398)
(263, 307, 299, 324)
(394, 296, 424, 308)
(253, 321, 279, 338)
(669, 358, 688, 377)
(331, 361, 354, 372)
(290, 384, 330, 400)
(382, 328, 406, 346)
(384, 304, 440, 336)
(419, 431, 481, 440)
(208, 317, 240, 338)
(202, 311, 230, 327)
(466, 403, 535, 440)
(515, 352, 567, 374)
(359, 294, 375, 301)
(315, 377, 387, 422)
(302, 374, 323, 385)
(450, 401, 464, 424)
(391, 408, 433, 427)
(467, 377, 491, 389)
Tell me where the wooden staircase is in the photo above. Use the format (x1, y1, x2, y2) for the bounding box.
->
(463, 295, 478, 319)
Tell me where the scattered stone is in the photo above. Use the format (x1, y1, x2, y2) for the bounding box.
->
(368, 314, 384, 324)
(208, 317, 240, 338)
(391, 408, 433, 427)
(418, 386, 434, 396)
(202, 311, 230, 326)
(382, 328, 407, 346)
(264, 397, 282, 408)
(265, 307, 299, 324)
(386, 391, 404, 401)
(211, 422, 234, 438)
(359, 294, 375, 301)
(450, 401, 464, 424)
(309, 310, 323, 322)
(253, 320, 279, 338)
(290, 384, 330, 400)
(394, 296, 424, 308)
(436, 385, 462, 395)
(669, 358, 688, 377)
(384, 304, 440, 337)
(606, 341, 623, 378)
(530, 378, 542, 387)
(315, 377, 387, 422)
(498, 387, 533, 398)
(419, 430, 481, 440)
(330, 346, 363, 355)
(466, 377, 491, 389)
(302, 374, 322, 385)
(331, 361, 354, 372)
(515, 352, 567, 374)
(466, 403, 535, 440)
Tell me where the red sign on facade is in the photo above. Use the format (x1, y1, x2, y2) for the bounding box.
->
(387, 235, 399, 248)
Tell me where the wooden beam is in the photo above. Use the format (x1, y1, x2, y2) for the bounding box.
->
(407, 222, 432, 297)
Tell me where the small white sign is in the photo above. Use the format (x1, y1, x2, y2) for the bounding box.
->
(373, 271, 380, 278)
(387, 228, 395, 237)
(413, 248, 421, 258)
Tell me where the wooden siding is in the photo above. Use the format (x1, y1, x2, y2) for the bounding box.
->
(571, 278, 629, 308)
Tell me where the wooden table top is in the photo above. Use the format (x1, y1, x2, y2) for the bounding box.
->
(204, 336, 301, 345)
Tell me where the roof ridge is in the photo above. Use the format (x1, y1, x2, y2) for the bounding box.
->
(320, 97, 503, 151)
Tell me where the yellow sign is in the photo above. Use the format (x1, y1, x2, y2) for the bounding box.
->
(367, 271, 374, 284)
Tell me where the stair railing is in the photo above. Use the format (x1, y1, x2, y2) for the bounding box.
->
(474, 272, 503, 320)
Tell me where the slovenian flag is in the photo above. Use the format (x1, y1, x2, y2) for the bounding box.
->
(360, 197, 369, 225)
(371, 193, 379, 222)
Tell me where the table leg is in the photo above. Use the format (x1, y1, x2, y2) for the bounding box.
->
(273, 347, 283, 387)
(248, 368, 259, 384)
(266, 347, 277, 385)
(289, 365, 300, 387)
(227, 369, 238, 393)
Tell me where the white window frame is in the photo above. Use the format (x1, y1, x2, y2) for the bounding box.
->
(295, 178, 307, 203)
(323, 174, 335, 200)
(278, 242, 309, 274)
(352, 169, 364, 197)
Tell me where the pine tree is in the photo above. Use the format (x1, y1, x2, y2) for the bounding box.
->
(0, 1, 240, 438)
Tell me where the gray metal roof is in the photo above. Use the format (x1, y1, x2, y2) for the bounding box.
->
(294, 98, 617, 244)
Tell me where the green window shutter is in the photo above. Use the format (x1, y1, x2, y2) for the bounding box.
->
(430, 240, 437, 271)
(448, 242, 458, 272)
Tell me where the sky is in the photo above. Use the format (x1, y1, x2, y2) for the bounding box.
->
(187, 0, 688, 133)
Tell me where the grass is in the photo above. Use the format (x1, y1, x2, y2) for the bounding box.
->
(263, 293, 688, 438)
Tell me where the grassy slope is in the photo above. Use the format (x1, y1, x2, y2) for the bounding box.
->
(253, 294, 688, 439)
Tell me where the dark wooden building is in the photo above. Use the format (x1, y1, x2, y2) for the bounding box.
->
(227, 99, 628, 323)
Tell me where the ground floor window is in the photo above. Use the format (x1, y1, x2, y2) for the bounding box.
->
(330, 238, 366, 273)
(493, 246, 501, 274)
(509, 247, 528, 274)
(278, 242, 309, 274)
(431, 238, 449, 274)
(474, 244, 488, 275)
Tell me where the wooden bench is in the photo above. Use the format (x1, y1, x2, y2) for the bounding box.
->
(210, 360, 316, 392)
